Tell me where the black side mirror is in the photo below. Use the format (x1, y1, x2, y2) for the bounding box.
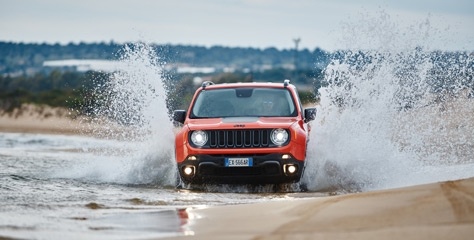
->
(173, 110, 187, 124)
(304, 108, 317, 123)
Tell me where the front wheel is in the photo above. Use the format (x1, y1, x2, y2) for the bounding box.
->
(298, 182, 308, 192)
(274, 183, 301, 192)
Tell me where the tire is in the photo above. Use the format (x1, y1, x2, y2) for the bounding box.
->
(298, 182, 308, 192)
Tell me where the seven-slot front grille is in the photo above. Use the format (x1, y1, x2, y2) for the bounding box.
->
(209, 129, 270, 148)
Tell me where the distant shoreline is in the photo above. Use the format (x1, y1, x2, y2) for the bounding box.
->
(0, 104, 82, 135)
(0, 104, 124, 137)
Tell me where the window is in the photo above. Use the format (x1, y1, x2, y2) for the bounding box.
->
(190, 88, 297, 118)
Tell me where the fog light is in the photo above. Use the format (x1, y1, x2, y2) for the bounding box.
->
(284, 164, 298, 175)
(282, 154, 291, 160)
(187, 156, 197, 161)
(183, 166, 195, 176)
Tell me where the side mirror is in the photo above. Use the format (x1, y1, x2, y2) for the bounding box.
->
(173, 110, 187, 124)
(304, 108, 317, 123)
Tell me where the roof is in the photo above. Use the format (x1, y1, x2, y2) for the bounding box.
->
(200, 80, 295, 90)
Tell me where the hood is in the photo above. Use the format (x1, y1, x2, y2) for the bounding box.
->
(186, 117, 298, 130)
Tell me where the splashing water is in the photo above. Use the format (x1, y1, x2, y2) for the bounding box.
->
(60, 13, 473, 193)
(303, 12, 474, 192)
(61, 43, 176, 186)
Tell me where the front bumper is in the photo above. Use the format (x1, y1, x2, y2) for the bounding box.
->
(178, 153, 304, 184)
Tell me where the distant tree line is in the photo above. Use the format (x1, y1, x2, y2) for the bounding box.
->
(0, 69, 320, 117)
(2, 41, 471, 119)
(0, 41, 327, 116)
(0, 41, 330, 77)
(0, 70, 107, 113)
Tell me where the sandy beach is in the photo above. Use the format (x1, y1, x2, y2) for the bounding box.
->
(0, 104, 126, 137)
(171, 177, 474, 240)
(0, 104, 86, 135)
(1, 105, 473, 240)
(0, 113, 82, 135)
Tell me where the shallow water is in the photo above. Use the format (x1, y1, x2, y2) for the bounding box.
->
(0, 132, 327, 239)
(1, 129, 472, 239)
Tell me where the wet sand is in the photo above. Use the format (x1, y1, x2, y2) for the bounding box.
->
(172, 177, 474, 240)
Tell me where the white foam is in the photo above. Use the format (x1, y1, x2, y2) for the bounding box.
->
(59, 43, 176, 186)
(302, 12, 474, 192)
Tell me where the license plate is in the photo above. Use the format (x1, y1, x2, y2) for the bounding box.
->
(225, 158, 253, 167)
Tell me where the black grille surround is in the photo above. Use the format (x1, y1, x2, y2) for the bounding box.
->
(189, 129, 289, 148)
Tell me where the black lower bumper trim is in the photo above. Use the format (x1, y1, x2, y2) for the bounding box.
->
(178, 154, 305, 184)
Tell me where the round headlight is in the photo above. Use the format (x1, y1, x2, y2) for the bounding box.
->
(191, 130, 208, 147)
(271, 129, 288, 146)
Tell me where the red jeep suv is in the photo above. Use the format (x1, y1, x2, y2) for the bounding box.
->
(173, 79, 316, 185)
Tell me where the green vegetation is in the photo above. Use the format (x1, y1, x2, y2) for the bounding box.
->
(0, 41, 326, 116)
(0, 69, 320, 117)
(0, 70, 108, 113)
(2, 42, 470, 118)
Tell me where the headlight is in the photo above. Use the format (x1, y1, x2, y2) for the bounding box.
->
(271, 128, 288, 146)
(191, 130, 208, 147)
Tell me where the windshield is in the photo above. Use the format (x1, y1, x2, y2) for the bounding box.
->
(190, 88, 297, 118)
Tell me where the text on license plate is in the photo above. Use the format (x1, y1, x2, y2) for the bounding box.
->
(225, 158, 253, 167)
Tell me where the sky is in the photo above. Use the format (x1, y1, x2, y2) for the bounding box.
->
(1, 0, 473, 51)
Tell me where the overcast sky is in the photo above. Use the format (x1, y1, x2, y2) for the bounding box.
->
(1, 0, 473, 51)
